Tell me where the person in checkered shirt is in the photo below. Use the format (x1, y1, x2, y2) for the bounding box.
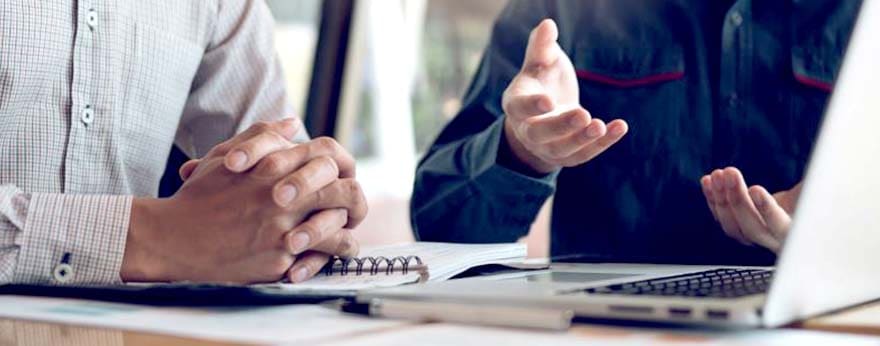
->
(0, 1, 364, 284)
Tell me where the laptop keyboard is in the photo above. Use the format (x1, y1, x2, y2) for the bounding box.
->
(584, 268, 774, 299)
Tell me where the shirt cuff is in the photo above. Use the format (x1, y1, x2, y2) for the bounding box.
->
(13, 194, 132, 284)
(467, 116, 558, 225)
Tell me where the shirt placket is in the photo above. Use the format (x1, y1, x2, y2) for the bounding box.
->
(716, 0, 752, 167)
(65, 2, 102, 194)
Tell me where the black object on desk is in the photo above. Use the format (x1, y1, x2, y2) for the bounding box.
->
(0, 283, 353, 307)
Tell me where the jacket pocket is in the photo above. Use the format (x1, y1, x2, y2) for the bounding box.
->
(791, 46, 839, 93)
(574, 43, 685, 89)
(789, 40, 844, 160)
(572, 40, 689, 165)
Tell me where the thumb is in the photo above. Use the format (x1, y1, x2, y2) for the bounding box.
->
(522, 19, 560, 75)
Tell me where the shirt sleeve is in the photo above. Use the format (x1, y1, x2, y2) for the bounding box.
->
(0, 185, 131, 285)
(175, 0, 308, 159)
(411, 1, 558, 243)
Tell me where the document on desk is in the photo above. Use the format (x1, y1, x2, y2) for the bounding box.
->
(262, 242, 529, 291)
(0, 295, 412, 344)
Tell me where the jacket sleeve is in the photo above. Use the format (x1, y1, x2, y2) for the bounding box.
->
(411, 1, 558, 243)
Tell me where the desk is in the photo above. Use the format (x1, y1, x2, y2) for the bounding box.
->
(2, 300, 879, 346)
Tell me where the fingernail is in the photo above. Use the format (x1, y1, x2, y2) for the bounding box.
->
(276, 185, 298, 205)
(569, 114, 585, 127)
(289, 232, 310, 254)
(611, 123, 626, 135)
(291, 267, 309, 283)
(587, 123, 602, 137)
(227, 151, 247, 170)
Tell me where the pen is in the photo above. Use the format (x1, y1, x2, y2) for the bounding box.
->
(322, 298, 574, 331)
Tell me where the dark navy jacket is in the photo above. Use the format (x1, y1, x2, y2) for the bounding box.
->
(411, 0, 861, 265)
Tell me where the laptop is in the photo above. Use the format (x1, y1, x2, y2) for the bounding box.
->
(360, 0, 880, 327)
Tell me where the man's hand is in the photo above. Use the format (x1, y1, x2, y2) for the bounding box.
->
(122, 120, 366, 284)
(502, 19, 628, 174)
(700, 167, 803, 254)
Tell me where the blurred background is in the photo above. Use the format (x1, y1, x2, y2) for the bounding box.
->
(161, 0, 550, 257)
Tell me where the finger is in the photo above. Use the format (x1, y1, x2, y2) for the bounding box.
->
(523, 107, 591, 144)
(522, 19, 560, 75)
(178, 159, 201, 181)
(207, 118, 302, 159)
(722, 167, 780, 250)
(299, 178, 369, 228)
(284, 208, 349, 255)
(504, 93, 555, 119)
(225, 131, 295, 172)
(538, 117, 603, 159)
(272, 156, 339, 207)
(252, 137, 356, 180)
(749, 185, 792, 243)
(700, 175, 720, 221)
(557, 119, 628, 166)
(711, 169, 751, 245)
(310, 228, 359, 258)
(776, 182, 803, 214)
(288, 251, 331, 283)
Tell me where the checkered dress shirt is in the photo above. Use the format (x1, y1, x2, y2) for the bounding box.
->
(0, 0, 302, 284)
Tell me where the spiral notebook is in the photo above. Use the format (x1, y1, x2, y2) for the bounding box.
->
(264, 242, 528, 291)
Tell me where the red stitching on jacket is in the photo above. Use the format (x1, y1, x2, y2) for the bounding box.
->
(793, 73, 833, 92)
(575, 70, 685, 88)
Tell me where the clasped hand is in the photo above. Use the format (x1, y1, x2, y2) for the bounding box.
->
(124, 119, 366, 284)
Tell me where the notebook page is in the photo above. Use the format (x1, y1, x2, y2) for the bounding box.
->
(267, 242, 526, 291)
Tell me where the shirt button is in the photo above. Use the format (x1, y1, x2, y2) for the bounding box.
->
(728, 93, 739, 107)
(730, 11, 744, 27)
(86, 9, 99, 29)
(53, 263, 75, 283)
(81, 105, 95, 125)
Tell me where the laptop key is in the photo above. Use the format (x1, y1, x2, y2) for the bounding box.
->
(584, 268, 774, 299)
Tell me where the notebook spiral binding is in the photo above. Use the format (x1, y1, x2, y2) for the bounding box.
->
(322, 255, 424, 276)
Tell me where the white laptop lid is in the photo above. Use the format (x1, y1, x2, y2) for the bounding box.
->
(763, 0, 880, 327)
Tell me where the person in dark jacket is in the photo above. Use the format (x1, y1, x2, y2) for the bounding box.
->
(411, 0, 861, 265)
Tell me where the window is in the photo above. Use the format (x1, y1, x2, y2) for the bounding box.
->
(265, 0, 322, 118)
(332, 0, 511, 246)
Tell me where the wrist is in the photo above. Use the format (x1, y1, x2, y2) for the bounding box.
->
(121, 197, 172, 282)
(501, 117, 558, 176)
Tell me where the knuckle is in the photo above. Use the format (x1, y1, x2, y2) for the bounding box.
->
(287, 174, 310, 195)
(251, 121, 272, 133)
(334, 232, 358, 257)
(313, 137, 338, 153)
(343, 179, 364, 198)
(207, 141, 232, 157)
(272, 254, 294, 275)
(312, 183, 328, 205)
(256, 153, 288, 177)
(316, 156, 340, 177)
(300, 222, 324, 243)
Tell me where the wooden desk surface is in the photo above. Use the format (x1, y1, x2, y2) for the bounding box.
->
(3, 300, 880, 346)
(0, 318, 246, 346)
